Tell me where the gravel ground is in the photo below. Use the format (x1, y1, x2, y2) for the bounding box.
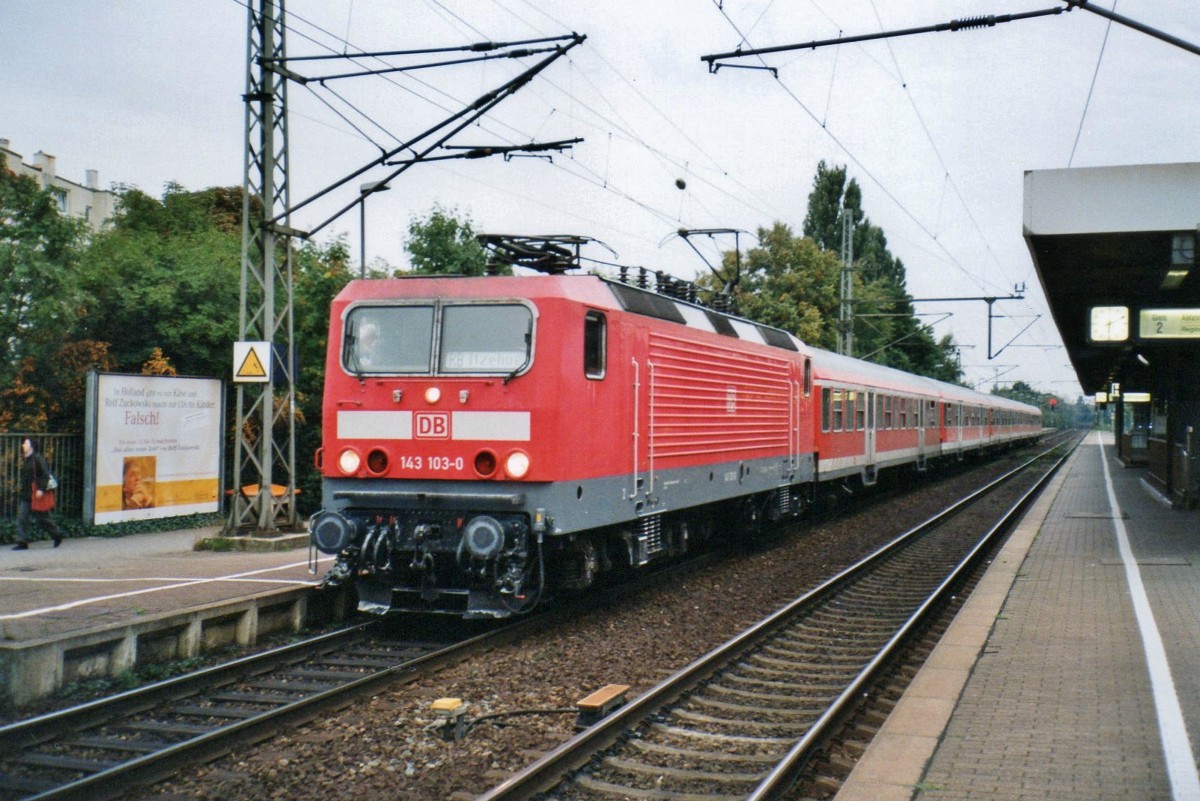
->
(136, 459, 1019, 801)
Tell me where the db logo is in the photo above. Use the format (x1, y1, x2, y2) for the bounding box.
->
(415, 412, 450, 439)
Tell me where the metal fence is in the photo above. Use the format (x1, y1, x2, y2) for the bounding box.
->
(0, 434, 85, 520)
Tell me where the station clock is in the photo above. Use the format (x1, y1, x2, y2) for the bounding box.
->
(1089, 305, 1129, 342)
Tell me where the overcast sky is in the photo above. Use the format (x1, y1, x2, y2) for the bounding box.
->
(4, 0, 1198, 397)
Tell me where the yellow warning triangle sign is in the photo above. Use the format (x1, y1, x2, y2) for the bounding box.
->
(237, 347, 268, 379)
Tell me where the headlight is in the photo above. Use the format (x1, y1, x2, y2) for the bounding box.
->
(338, 448, 362, 475)
(367, 448, 389, 475)
(424, 386, 442, 404)
(474, 449, 497, 478)
(505, 450, 530, 479)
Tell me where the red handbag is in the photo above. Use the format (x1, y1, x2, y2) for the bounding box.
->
(30, 480, 55, 513)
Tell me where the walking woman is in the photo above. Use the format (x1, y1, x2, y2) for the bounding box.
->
(14, 438, 62, 550)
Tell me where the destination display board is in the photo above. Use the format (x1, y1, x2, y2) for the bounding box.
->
(1139, 308, 1200, 339)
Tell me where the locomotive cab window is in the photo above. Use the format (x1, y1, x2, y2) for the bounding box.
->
(344, 302, 533, 376)
(439, 304, 533, 374)
(584, 311, 607, 379)
(344, 305, 434, 373)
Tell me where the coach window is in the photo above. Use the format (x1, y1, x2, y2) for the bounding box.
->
(928, 400, 937, 429)
(821, 387, 832, 432)
(854, 392, 866, 430)
(584, 311, 607, 379)
(832, 389, 845, 431)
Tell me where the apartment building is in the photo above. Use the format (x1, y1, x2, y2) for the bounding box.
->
(1, 137, 115, 231)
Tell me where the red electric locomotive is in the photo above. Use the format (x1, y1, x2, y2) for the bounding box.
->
(309, 271, 1040, 618)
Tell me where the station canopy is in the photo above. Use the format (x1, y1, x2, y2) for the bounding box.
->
(1023, 163, 1200, 394)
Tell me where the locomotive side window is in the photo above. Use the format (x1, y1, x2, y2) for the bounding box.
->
(804, 359, 812, 397)
(345, 305, 434, 373)
(439, 304, 533, 374)
(584, 311, 607, 379)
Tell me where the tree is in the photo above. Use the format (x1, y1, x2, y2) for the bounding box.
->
(992, 380, 1074, 427)
(404, 205, 496, 275)
(74, 185, 242, 377)
(800, 161, 960, 382)
(292, 236, 355, 509)
(717, 222, 841, 350)
(0, 155, 88, 421)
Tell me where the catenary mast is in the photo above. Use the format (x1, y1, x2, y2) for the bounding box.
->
(229, 0, 297, 534)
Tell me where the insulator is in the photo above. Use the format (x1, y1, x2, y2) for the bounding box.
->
(950, 15, 995, 30)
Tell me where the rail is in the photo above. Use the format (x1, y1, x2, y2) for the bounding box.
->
(476, 437, 1075, 800)
(0, 618, 542, 801)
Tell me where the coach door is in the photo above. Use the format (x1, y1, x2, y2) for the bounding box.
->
(916, 397, 928, 471)
(954, 403, 965, 461)
(864, 391, 878, 485)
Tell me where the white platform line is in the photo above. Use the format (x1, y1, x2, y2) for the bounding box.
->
(1098, 432, 1200, 801)
(0, 576, 315, 586)
(0, 559, 328, 621)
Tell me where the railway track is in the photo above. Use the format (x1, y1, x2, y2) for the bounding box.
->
(0, 437, 1072, 801)
(0, 618, 503, 801)
(476, 438, 1075, 801)
(0, 536, 735, 801)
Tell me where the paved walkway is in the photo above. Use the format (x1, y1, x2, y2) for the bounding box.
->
(837, 430, 1200, 801)
(0, 526, 330, 643)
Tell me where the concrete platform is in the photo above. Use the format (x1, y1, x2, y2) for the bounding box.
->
(837, 430, 1200, 801)
(0, 525, 343, 707)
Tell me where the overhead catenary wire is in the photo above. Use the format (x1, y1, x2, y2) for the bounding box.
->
(866, 0, 1019, 291)
(229, 0, 789, 274)
(1068, 0, 1117, 166)
(705, 0, 1054, 297)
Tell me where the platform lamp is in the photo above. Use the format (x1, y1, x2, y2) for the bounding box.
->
(359, 180, 390, 278)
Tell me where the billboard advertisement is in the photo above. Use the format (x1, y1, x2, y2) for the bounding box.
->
(86, 373, 224, 525)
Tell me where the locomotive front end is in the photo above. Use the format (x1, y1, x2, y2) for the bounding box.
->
(311, 284, 549, 618)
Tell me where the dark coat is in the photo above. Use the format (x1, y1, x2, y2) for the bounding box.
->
(20, 451, 52, 504)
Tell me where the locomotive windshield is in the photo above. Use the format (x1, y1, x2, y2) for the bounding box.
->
(439, 305, 531, 373)
(345, 306, 434, 373)
(343, 303, 532, 375)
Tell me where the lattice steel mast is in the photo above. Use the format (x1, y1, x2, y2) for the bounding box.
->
(227, 3, 582, 536)
(229, 0, 297, 534)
